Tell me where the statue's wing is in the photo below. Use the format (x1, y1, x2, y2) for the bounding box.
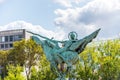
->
(69, 28, 101, 53)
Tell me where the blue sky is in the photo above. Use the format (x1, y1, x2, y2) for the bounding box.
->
(0, 0, 58, 30)
(0, 0, 120, 40)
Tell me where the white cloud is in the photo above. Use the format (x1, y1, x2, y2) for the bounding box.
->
(0, 0, 5, 4)
(53, 0, 84, 8)
(0, 21, 65, 40)
(54, 0, 120, 39)
(53, 0, 93, 8)
(83, 0, 120, 13)
(53, 0, 72, 7)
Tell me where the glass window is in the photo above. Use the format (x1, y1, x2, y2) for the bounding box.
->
(5, 44, 8, 48)
(2, 36, 5, 42)
(18, 35, 23, 38)
(5, 36, 8, 42)
(14, 35, 23, 41)
(14, 35, 19, 41)
(9, 36, 13, 42)
(1, 44, 4, 48)
(9, 43, 13, 48)
(0, 36, 2, 42)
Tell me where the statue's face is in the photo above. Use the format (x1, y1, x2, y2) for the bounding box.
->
(68, 31, 78, 40)
(70, 33, 76, 40)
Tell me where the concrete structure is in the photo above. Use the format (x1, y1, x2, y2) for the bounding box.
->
(0, 29, 33, 50)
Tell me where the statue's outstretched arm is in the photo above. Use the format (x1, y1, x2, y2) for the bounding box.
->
(27, 31, 64, 43)
(27, 30, 51, 40)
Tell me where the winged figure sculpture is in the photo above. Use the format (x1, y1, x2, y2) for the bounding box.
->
(27, 28, 101, 80)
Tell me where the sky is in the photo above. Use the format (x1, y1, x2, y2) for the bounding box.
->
(0, 0, 120, 40)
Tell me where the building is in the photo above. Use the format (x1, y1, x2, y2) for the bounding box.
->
(0, 29, 33, 50)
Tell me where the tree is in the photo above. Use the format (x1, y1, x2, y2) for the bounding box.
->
(7, 40, 26, 66)
(97, 40, 120, 80)
(0, 50, 8, 78)
(75, 39, 120, 80)
(76, 47, 100, 80)
(25, 39, 43, 80)
(7, 39, 43, 80)
(30, 54, 56, 80)
(4, 65, 25, 80)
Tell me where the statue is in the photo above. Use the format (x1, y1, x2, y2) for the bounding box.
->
(27, 28, 101, 80)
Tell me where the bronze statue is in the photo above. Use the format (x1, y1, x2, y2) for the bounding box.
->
(27, 28, 101, 80)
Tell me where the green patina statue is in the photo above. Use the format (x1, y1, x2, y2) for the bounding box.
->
(27, 28, 100, 80)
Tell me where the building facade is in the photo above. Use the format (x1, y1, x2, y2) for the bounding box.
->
(0, 29, 33, 50)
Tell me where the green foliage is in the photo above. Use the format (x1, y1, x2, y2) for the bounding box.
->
(0, 76, 1, 80)
(30, 67, 38, 80)
(0, 50, 8, 65)
(76, 39, 120, 80)
(76, 47, 100, 80)
(24, 39, 43, 80)
(8, 39, 43, 66)
(7, 39, 43, 80)
(7, 40, 26, 66)
(25, 39, 43, 66)
(97, 40, 120, 80)
(4, 65, 25, 80)
(0, 50, 8, 78)
(30, 55, 56, 80)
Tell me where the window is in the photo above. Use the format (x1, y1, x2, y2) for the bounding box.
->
(14, 35, 19, 41)
(9, 36, 13, 41)
(1, 44, 4, 48)
(14, 35, 23, 41)
(9, 43, 13, 48)
(0, 36, 2, 42)
(5, 36, 8, 42)
(18, 35, 23, 39)
(5, 44, 8, 48)
(2, 36, 5, 42)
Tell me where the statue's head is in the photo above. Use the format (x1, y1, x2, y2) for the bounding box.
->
(68, 31, 78, 40)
